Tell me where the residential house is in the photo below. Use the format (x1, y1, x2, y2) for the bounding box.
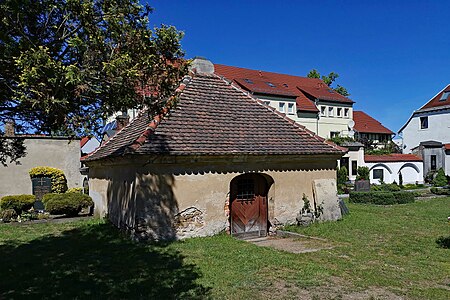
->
(0, 121, 82, 198)
(353, 111, 394, 148)
(213, 62, 355, 139)
(84, 60, 345, 240)
(399, 83, 450, 176)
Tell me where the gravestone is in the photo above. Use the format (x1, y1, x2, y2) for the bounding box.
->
(355, 180, 370, 191)
(32, 177, 52, 210)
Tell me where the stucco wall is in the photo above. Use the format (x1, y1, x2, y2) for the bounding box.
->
(401, 109, 450, 153)
(0, 138, 82, 198)
(365, 161, 423, 184)
(88, 155, 338, 240)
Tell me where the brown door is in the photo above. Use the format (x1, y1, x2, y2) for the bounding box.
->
(230, 174, 268, 239)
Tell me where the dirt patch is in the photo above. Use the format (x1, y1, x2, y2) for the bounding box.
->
(248, 235, 334, 254)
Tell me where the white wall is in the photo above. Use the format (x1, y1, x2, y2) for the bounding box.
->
(401, 109, 450, 153)
(365, 161, 423, 185)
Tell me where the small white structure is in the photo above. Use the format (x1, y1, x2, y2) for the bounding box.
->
(364, 154, 423, 185)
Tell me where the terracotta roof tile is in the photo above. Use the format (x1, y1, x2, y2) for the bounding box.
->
(420, 84, 450, 110)
(364, 154, 422, 163)
(444, 144, 450, 150)
(353, 111, 393, 134)
(85, 73, 345, 161)
(214, 64, 354, 112)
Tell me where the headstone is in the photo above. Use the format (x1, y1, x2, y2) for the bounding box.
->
(313, 179, 342, 221)
(32, 177, 52, 210)
(355, 180, 370, 191)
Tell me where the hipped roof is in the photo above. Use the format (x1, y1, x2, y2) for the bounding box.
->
(85, 73, 345, 162)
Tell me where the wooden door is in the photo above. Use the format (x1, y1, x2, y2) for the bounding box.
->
(230, 174, 268, 239)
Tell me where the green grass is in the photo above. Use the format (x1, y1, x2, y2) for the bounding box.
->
(0, 198, 449, 299)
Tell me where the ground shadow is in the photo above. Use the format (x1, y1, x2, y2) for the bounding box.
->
(0, 222, 210, 299)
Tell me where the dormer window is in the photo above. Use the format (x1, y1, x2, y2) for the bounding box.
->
(439, 91, 450, 101)
(279, 102, 286, 113)
(283, 83, 289, 88)
(320, 106, 327, 117)
(266, 82, 276, 88)
(287, 103, 294, 114)
(244, 78, 253, 84)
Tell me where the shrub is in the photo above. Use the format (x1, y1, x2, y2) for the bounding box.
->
(66, 187, 83, 194)
(44, 193, 93, 216)
(0, 209, 18, 222)
(337, 166, 348, 185)
(371, 183, 401, 192)
(356, 166, 370, 181)
(0, 195, 36, 214)
(430, 187, 450, 195)
(29, 166, 68, 193)
(349, 191, 415, 205)
(393, 192, 415, 204)
(432, 168, 448, 187)
(436, 236, 450, 249)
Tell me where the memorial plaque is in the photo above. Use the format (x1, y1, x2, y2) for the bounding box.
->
(32, 177, 52, 210)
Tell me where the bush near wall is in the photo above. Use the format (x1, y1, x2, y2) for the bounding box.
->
(349, 191, 415, 205)
(43, 193, 93, 216)
(371, 183, 401, 192)
(29, 167, 68, 193)
(0, 195, 36, 214)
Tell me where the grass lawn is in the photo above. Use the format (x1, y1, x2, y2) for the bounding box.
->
(0, 198, 449, 299)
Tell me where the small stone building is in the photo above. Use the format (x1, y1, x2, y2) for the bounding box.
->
(85, 65, 345, 240)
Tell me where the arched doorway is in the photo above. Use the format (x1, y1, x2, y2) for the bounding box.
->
(230, 173, 269, 239)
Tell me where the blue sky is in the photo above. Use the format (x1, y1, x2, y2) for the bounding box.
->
(148, 0, 450, 135)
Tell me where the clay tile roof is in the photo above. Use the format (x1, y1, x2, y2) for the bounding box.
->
(353, 111, 393, 134)
(364, 154, 422, 163)
(445, 144, 450, 150)
(214, 64, 354, 112)
(85, 73, 345, 161)
(80, 137, 90, 148)
(419, 84, 450, 111)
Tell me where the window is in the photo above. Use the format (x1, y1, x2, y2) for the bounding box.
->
(279, 102, 286, 113)
(439, 91, 450, 101)
(263, 101, 270, 106)
(266, 82, 276, 87)
(344, 108, 349, 118)
(287, 103, 294, 114)
(373, 169, 384, 181)
(328, 107, 334, 117)
(244, 78, 254, 84)
(431, 155, 437, 171)
(351, 160, 358, 176)
(321, 106, 327, 117)
(337, 108, 342, 117)
(420, 116, 428, 129)
(330, 131, 340, 138)
(283, 83, 289, 88)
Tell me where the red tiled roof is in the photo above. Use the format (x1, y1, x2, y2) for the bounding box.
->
(444, 144, 450, 150)
(214, 64, 354, 112)
(364, 154, 422, 163)
(353, 111, 393, 134)
(420, 84, 450, 110)
(85, 73, 345, 161)
(80, 137, 90, 148)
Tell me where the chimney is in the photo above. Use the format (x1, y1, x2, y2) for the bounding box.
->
(4, 119, 15, 137)
(189, 57, 214, 74)
(115, 113, 130, 131)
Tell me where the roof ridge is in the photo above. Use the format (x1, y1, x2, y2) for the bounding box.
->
(123, 75, 193, 154)
(219, 75, 344, 153)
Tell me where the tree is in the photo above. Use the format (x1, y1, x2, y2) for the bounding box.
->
(307, 69, 350, 96)
(0, 0, 187, 164)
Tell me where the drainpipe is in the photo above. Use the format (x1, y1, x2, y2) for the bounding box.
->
(315, 99, 319, 135)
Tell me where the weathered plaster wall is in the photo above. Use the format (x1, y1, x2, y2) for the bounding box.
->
(0, 138, 81, 198)
(88, 155, 338, 240)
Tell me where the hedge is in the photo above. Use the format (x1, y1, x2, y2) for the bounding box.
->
(43, 193, 93, 216)
(349, 191, 415, 205)
(430, 187, 450, 195)
(0, 194, 36, 214)
(29, 166, 68, 193)
(371, 183, 401, 192)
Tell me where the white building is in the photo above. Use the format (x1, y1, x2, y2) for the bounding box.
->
(364, 154, 423, 185)
(399, 83, 450, 176)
